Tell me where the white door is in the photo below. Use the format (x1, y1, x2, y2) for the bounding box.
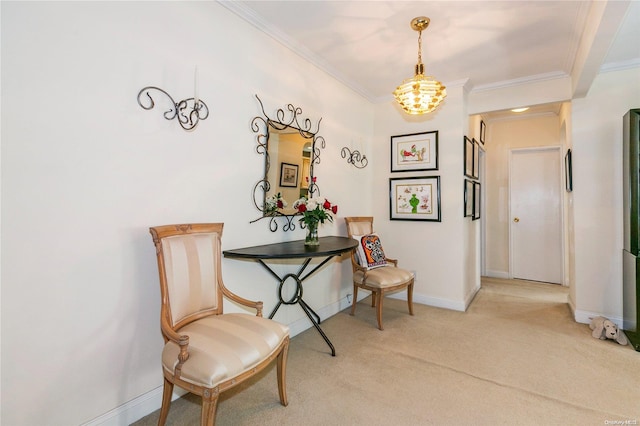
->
(510, 148, 563, 284)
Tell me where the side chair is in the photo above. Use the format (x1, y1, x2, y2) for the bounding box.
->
(344, 217, 414, 330)
(149, 223, 290, 425)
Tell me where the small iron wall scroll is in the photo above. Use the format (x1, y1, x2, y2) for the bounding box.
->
(137, 86, 209, 131)
(341, 147, 368, 169)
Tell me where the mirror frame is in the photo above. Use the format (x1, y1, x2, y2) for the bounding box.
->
(250, 95, 325, 231)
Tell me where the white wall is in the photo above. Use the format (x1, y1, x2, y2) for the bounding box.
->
(571, 67, 640, 324)
(372, 85, 479, 311)
(0, 2, 374, 424)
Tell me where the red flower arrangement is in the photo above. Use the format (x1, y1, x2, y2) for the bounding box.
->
(293, 196, 338, 228)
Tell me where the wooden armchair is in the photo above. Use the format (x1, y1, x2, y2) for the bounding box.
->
(149, 223, 289, 425)
(344, 217, 414, 330)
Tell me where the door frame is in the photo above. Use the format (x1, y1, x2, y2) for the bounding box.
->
(479, 145, 486, 277)
(508, 146, 566, 284)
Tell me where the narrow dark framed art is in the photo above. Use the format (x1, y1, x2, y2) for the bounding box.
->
(464, 179, 474, 217)
(279, 162, 298, 188)
(565, 149, 573, 192)
(472, 181, 481, 220)
(480, 120, 486, 144)
(472, 138, 480, 179)
(390, 130, 439, 172)
(390, 176, 441, 222)
(464, 136, 474, 178)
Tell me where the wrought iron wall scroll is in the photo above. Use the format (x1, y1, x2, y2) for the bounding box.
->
(137, 86, 209, 131)
(341, 147, 368, 168)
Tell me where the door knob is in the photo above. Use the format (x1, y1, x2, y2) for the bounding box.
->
(513, 217, 520, 223)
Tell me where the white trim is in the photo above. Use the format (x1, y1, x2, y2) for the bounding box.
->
(471, 71, 568, 93)
(574, 308, 624, 328)
(464, 285, 482, 311)
(217, 0, 371, 101)
(286, 294, 357, 337)
(388, 291, 467, 312)
(485, 270, 510, 280)
(82, 288, 471, 425)
(600, 58, 640, 73)
(486, 111, 559, 123)
(82, 293, 358, 425)
(479, 144, 487, 277)
(81, 386, 187, 426)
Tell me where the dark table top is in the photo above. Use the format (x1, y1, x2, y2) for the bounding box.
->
(223, 236, 357, 260)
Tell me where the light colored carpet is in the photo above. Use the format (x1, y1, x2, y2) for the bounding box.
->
(132, 278, 640, 425)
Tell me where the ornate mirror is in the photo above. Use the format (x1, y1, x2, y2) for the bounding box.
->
(251, 95, 325, 231)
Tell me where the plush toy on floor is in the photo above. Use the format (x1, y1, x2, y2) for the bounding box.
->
(589, 316, 628, 345)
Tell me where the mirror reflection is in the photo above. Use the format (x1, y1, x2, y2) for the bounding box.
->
(251, 95, 325, 232)
(264, 126, 313, 216)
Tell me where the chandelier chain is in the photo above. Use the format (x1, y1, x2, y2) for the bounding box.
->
(417, 30, 423, 66)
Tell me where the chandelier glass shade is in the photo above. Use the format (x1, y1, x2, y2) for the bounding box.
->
(393, 17, 446, 115)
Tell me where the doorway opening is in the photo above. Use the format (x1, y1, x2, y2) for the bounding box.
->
(475, 102, 569, 287)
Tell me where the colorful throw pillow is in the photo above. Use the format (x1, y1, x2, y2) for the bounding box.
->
(353, 234, 388, 270)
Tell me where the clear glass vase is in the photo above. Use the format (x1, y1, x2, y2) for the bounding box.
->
(305, 221, 319, 246)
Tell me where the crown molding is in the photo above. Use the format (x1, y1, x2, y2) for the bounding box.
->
(471, 71, 569, 94)
(217, 0, 373, 101)
(600, 58, 640, 73)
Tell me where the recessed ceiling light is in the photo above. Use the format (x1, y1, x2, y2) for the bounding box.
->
(511, 107, 529, 113)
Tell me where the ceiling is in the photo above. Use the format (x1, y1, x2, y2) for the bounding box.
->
(219, 0, 639, 117)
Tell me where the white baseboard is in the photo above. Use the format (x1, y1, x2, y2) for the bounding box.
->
(286, 294, 357, 337)
(485, 270, 510, 279)
(85, 294, 359, 425)
(84, 290, 468, 425)
(388, 290, 468, 312)
(464, 285, 482, 311)
(82, 386, 187, 426)
(573, 308, 623, 327)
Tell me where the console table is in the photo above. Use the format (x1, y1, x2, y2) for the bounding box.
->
(223, 236, 357, 356)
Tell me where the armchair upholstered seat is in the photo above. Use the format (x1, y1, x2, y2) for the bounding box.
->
(344, 217, 414, 330)
(150, 223, 289, 426)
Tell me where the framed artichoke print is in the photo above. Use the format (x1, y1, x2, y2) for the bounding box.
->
(389, 176, 441, 222)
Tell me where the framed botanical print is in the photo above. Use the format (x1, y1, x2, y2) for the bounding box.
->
(472, 138, 480, 179)
(464, 136, 474, 178)
(279, 162, 298, 188)
(565, 149, 573, 192)
(480, 120, 486, 144)
(390, 131, 438, 172)
(473, 181, 481, 220)
(464, 179, 474, 217)
(389, 176, 441, 222)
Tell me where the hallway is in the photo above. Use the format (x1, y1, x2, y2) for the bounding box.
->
(480, 276, 569, 304)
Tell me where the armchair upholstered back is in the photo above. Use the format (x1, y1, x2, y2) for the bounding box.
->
(159, 230, 223, 327)
(345, 216, 373, 237)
